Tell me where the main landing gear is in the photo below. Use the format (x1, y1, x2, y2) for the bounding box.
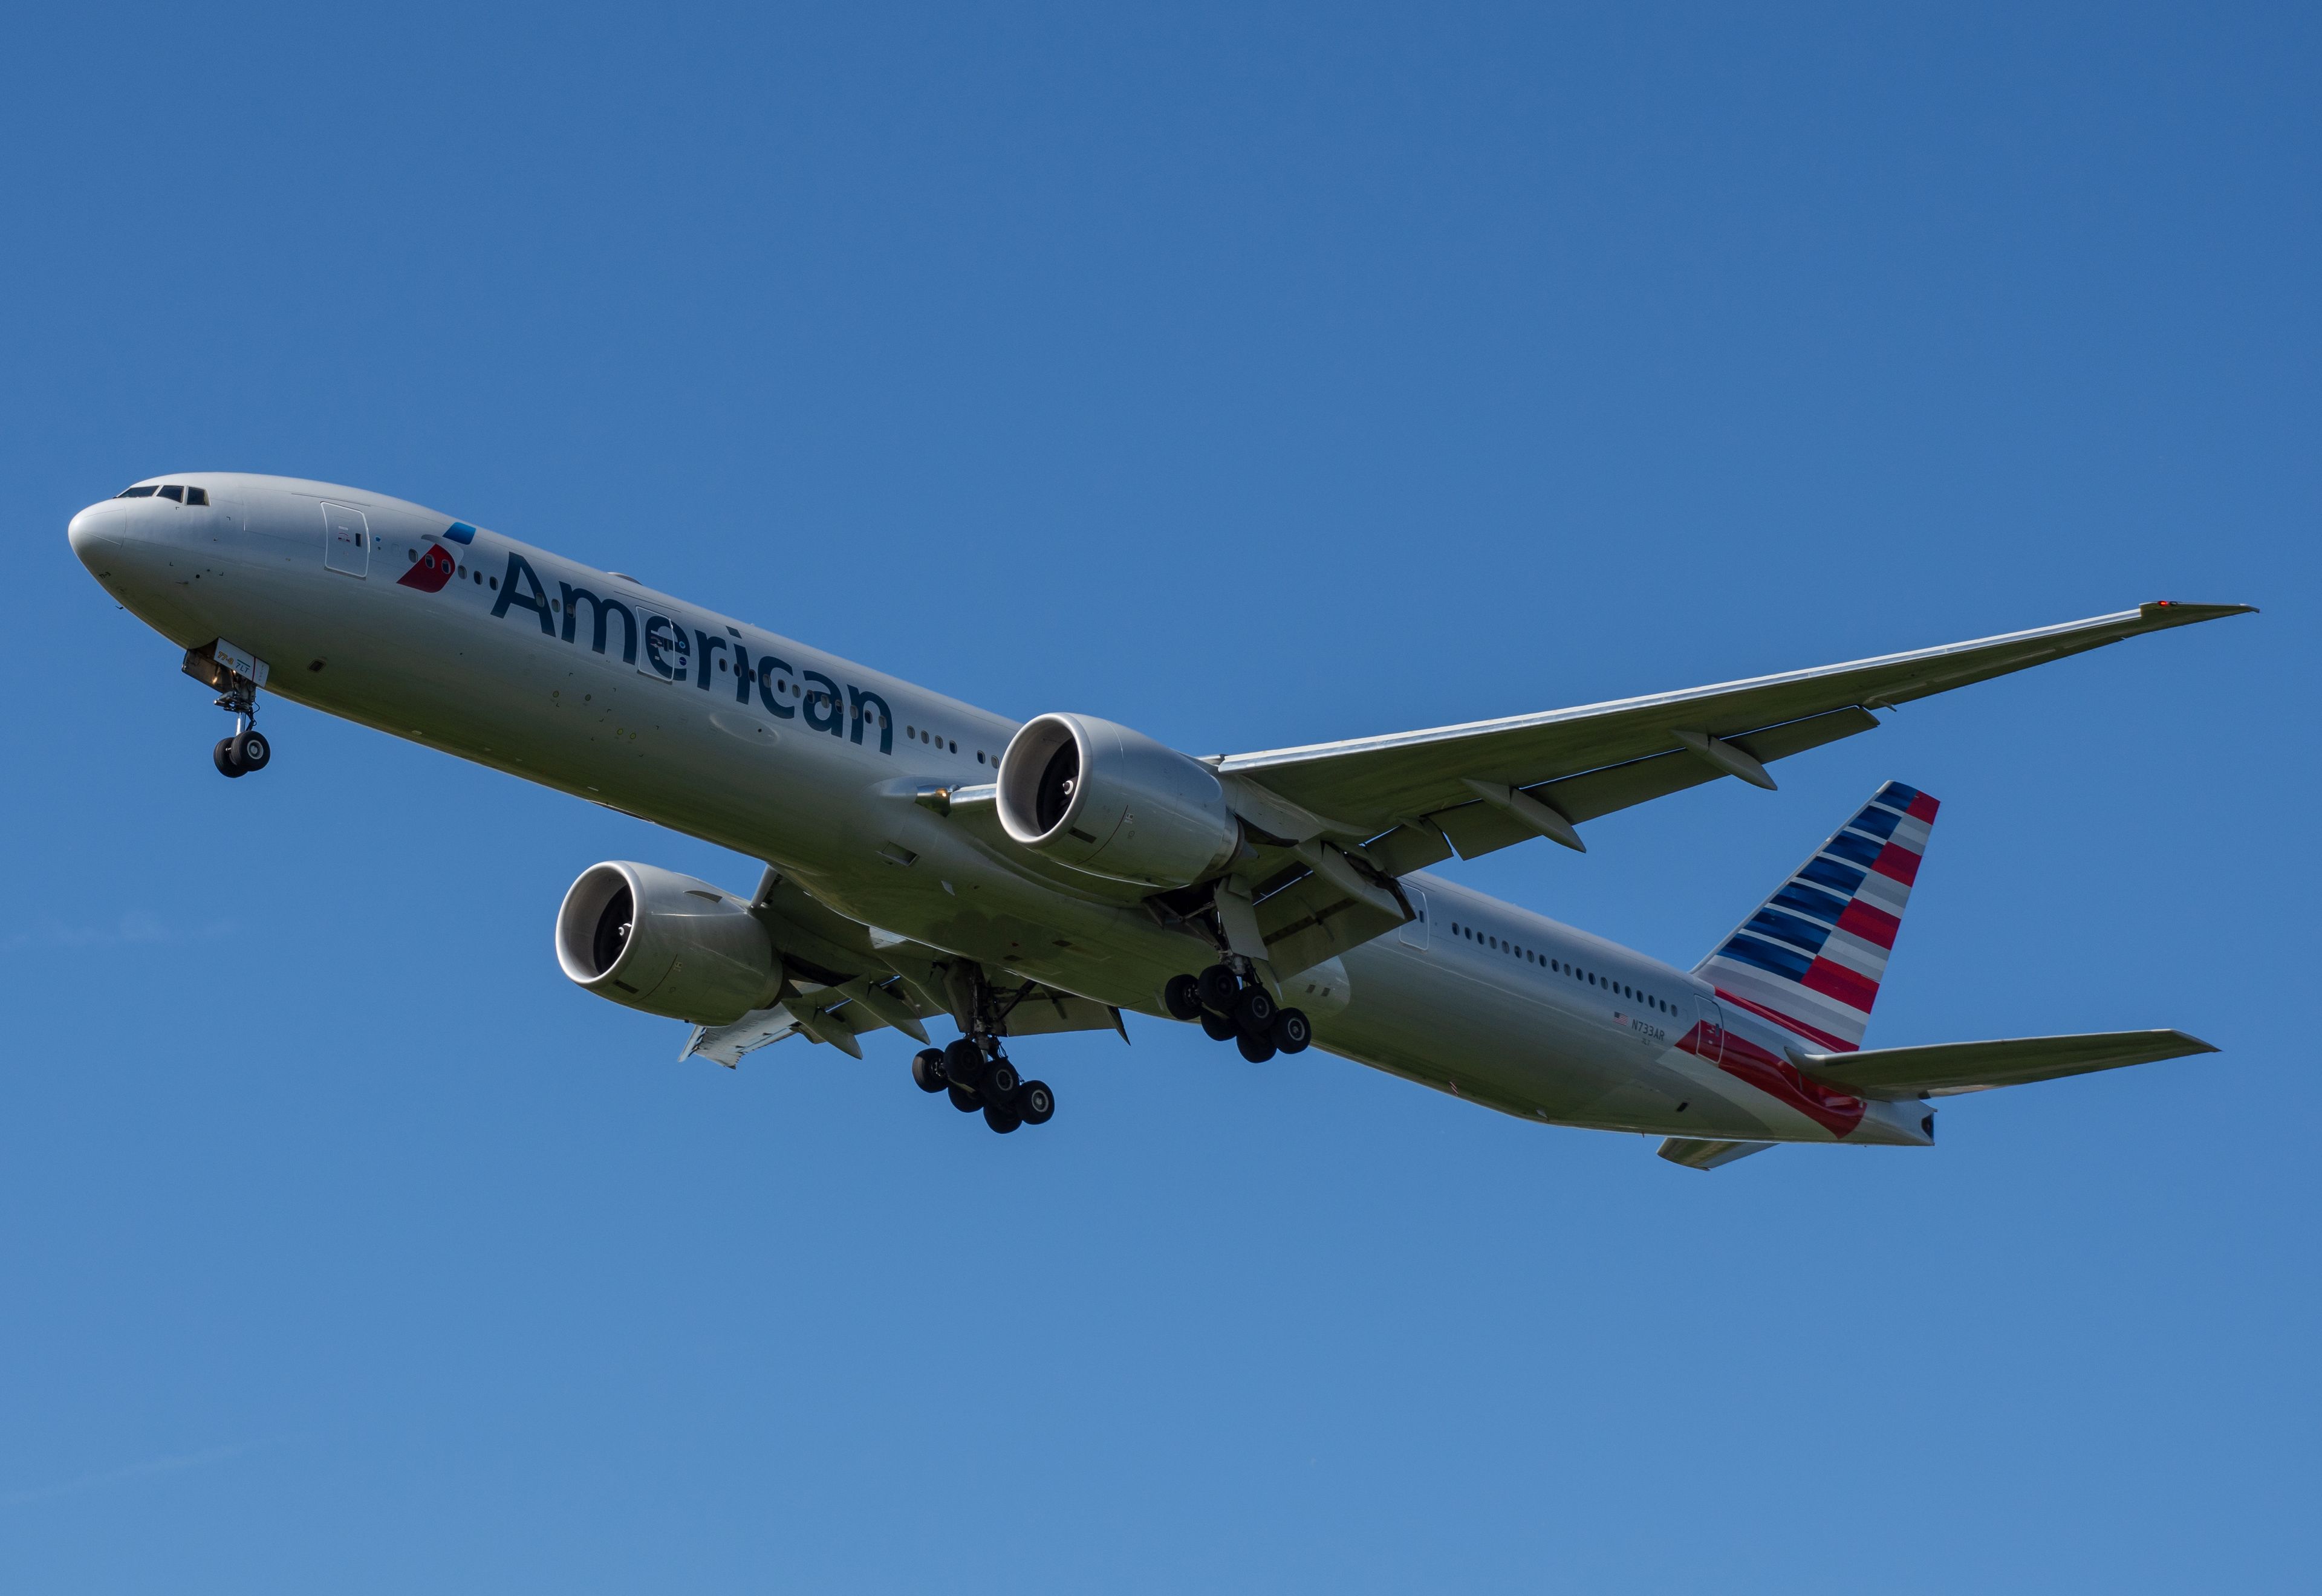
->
(1164, 963, 1311, 1062)
(912, 1037, 1055, 1135)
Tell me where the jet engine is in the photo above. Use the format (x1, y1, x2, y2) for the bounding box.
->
(996, 713, 1241, 889)
(554, 861, 782, 1024)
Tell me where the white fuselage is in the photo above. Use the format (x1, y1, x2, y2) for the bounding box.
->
(68, 473, 1931, 1148)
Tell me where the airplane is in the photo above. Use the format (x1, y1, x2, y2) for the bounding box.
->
(66, 472, 2251, 1168)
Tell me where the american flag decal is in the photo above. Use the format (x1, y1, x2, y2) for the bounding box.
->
(1694, 781, 1939, 1054)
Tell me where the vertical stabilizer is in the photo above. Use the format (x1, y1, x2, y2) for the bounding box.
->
(1695, 781, 1939, 1052)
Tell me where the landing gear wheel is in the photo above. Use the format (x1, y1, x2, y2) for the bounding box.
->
(983, 1103, 1022, 1134)
(1270, 1008, 1312, 1054)
(1200, 1010, 1237, 1043)
(232, 729, 271, 771)
(213, 737, 245, 778)
(982, 1058, 1021, 1104)
(1018, 1080, 1055, 1125)
(912, 1048, 949, 1092)
(942, 1039, 984, 1088)
(1232, 985, 1278, 1037)
(1196, 964, 1240, 1016)
(948, 1083, 981, 1113)
(1163, 974, 1205, 1022)
(1236, 1030, 1278, 1063)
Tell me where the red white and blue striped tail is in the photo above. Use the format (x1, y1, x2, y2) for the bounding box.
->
(1693, 781, 1939, 1053)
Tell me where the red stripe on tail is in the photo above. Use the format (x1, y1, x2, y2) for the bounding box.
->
(1871, 842, 1922, 885)
(1836, 898, 1900, 950)
(1802, 956, 1879, 1013)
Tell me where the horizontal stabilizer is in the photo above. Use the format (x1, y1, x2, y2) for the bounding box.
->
(1657, 1137, 1776, 1170)
(1791, 1028, 2217, 1098)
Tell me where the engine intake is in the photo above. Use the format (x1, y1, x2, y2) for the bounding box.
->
(996, 713, 1241, 889)
(554, 861, 781, 1025)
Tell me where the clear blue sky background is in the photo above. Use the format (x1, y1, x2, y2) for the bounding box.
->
(4, 5, 2315, 1591)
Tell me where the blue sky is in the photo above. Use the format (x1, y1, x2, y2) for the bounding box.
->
(4, 4, 2315, 1590)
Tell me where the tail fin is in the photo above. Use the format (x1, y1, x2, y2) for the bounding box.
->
(1694, 780, 1939, 1053)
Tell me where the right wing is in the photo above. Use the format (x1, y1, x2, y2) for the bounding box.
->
(1790, 1029, 2219, 1099)
(1220, 602, 2254, 864)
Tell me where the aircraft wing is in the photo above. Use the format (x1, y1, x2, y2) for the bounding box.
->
(1218, 602, 2253, 864)
(1790, 1028, 2219, 1099)
(680, 870, 1125, 1067)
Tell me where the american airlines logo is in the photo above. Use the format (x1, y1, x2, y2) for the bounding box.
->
(438, 543, 898, 756)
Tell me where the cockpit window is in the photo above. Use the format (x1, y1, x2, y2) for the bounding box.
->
(157, 484, 184, 502)
(116, 485, 158, 498)
(185, 486, 209, 506)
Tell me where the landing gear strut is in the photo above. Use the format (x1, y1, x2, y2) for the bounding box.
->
(1168, 962, 1311, 1063)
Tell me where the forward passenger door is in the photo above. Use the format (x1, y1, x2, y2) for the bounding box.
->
(322, 502, 369, 577)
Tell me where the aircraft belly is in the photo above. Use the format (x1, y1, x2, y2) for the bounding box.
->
(1321, 940, 1627, 1121)
(1310, 938, 1844, 1140)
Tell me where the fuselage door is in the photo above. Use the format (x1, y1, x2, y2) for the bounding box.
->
(322, 502, 369, 577)
(1694, 996, 1726, 1064)
(1397, 886, 1431, 949)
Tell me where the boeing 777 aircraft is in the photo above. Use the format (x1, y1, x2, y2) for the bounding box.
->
(68, 473, 2250, 1167)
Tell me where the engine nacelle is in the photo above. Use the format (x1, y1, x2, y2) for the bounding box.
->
(996, 713, 1242, 889)
(554, 861, 781, 1025)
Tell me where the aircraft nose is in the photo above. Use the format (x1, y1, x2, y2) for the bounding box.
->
(67, 499, 123, 569)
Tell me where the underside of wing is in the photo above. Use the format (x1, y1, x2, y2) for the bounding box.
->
(678, 870, 1121, 1066)
(1791, 1029, 2219, 1098)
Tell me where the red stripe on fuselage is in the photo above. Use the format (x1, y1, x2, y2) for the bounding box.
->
(1676, 1019, 1866, 1137)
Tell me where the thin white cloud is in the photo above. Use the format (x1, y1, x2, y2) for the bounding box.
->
(0, 913, 237, 952)
(0, 1438, 276, 1507)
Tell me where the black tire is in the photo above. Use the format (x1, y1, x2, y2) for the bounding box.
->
(1196, 964, 1240, 1016)
(1271, 1007, 1312, 1054)
(943, 1038, 984, 1087)
(983, 1058, 1021, 1103)
(1236, 1030, 1277, 1063)
(911, 1048, 949, 1092)
(1232, 985, 1278, 1037)
(212, 737, 244, 778)
(1018, 1080, 1055, 1125)
(983, 1103, 1021, 1134)
(1200, 1010, 1237, 1043)
(948, 1082, 981, 1113)
(233, 729, 271, 771)
(1163, 974, 1205, 1021)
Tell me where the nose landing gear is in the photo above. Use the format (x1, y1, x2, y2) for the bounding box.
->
(1166, 964, 1311, 1062)
(183, 642, 275, 779)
